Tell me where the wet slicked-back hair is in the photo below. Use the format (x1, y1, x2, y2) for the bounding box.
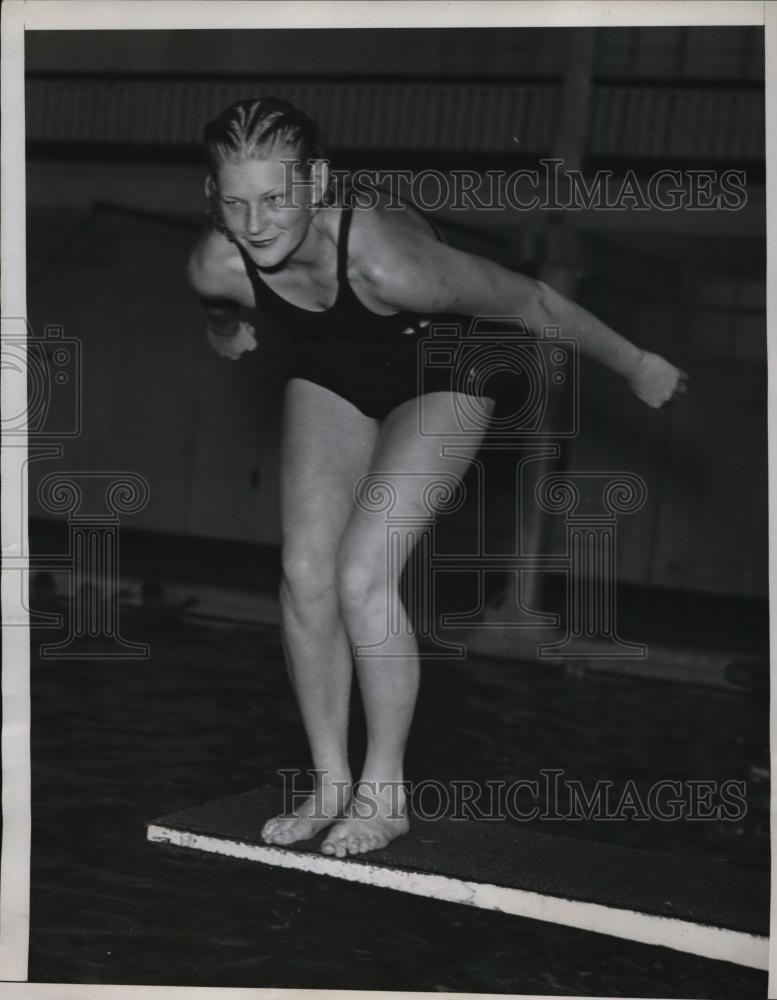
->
(203, 96, 325, 174)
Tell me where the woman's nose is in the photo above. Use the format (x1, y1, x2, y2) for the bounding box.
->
(246, 205, 267, 234)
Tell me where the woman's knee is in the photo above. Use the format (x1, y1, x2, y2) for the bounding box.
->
(337, 535, 393, 620)
(280, 543, 338, 610)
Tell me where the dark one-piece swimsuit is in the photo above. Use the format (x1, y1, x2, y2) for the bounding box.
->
(235, 197, 488, 421)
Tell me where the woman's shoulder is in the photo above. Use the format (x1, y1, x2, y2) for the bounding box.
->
(186, 227, 248, 300)
(346, 190, 442, 287)
(342, 185, 501, 316)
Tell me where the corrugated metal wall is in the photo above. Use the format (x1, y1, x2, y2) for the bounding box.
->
(27, 79, 560, 151)
(26, 77, 763, 160)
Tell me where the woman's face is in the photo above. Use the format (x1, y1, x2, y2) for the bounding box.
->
(213, 153, 317, 268)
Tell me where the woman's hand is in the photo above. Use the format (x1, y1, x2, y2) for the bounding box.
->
(207, 320, 257, 360)
(628, 350, 688, 408)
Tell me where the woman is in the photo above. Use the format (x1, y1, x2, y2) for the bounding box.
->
(187, 97, 686, 859)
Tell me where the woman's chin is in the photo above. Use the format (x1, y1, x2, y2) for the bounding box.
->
(244, 239, 286, 268)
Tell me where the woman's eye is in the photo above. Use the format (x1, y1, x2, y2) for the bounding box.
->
(266, 195, 284, 205)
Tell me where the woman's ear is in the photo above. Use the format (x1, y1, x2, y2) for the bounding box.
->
(204, 175, 217, 199)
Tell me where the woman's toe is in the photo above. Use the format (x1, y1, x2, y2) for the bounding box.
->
(323, 837, 340, 856)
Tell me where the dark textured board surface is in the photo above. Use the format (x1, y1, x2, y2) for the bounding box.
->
(150, 785, 768, 936)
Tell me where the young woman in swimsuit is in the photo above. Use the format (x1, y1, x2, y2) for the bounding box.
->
(187, 97, 687, 859)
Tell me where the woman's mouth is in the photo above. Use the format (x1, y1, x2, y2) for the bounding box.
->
(247, 235, 277, 248)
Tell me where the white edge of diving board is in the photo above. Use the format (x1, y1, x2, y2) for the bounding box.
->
(146, 823, 769, 972)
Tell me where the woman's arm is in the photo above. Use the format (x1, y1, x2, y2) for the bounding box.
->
(186, 232, 257, 360)
(197, 295, 242, 339)
(522, 281, 687, 408)
(354, 212, 687, 407)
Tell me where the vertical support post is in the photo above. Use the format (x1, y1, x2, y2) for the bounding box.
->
(519, 27, 596, 615)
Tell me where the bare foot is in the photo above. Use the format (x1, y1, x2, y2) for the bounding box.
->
(261, 774, 351, 847)
(321, 779, 408, 858)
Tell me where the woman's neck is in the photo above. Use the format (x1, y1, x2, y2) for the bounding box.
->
(281, 203, 342, 273)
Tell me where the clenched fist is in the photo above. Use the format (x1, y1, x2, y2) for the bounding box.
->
(628, 350, 688, 409)
(207, 320, 258, 361)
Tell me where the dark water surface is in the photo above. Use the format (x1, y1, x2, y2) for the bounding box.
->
(29, 609, 768, 996)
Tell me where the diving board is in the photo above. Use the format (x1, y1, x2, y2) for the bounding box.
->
(147, 786, 769, 971)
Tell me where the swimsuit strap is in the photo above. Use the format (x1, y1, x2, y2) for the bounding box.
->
(333, 176, 445, 295)
(336, 200, 354, 288)
(232, 241, 270, 315)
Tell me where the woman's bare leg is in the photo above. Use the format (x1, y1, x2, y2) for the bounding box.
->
(261, 379, 379, 845)
(322, 392, 494, 856)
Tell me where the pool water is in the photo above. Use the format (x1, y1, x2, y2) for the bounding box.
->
(28, 607, 769, 996)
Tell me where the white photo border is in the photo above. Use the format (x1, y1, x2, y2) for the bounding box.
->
(1, 2, 770, 999)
